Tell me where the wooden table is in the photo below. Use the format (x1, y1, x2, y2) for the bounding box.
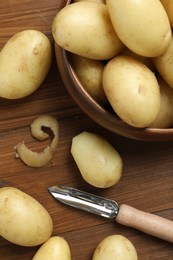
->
(0, 1, 173, 259)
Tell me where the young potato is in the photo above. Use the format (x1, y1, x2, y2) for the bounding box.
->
(92, 234, 138, 260)
(0, 30, 52, 99)
(149, 76, 173, 128)
(161, 0, 173, 28)
(71, 54, 107, 104)
(32, 236, 71, 260)
(71, 131, 122, 188)
(0, 187, 53, 247)
(106, 0, 172, 57)
(73, 0, 105, 3)
(52, 2, 123, 60)
(102, 55, 161, 128)
(152, 38, 173, 89)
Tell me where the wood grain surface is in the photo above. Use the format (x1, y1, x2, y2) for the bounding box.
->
(0, 1, 173, 259)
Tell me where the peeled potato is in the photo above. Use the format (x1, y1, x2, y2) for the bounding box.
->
(92, 235, 138, 260)
(32, 236, 71, 260)
(0, 30, 52, 99)
(52, 2, 123, 60)
(0, 187, 53, 247)
(71, 131, 122, 188)
(102, 55, 160, 128)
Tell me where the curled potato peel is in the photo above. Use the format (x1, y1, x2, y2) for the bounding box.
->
(14, 115, 59, 167)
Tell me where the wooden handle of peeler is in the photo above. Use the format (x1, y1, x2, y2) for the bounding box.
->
(116, 204, 173, 243)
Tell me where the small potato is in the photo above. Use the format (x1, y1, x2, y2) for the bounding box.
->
(0, 30, 52, 99)
(149, 76, 173, 128)
(71, 54, 107, 104)
(102, 55, 161, 128)
(106, 0, 172, 57)
(0, 187, 53, 246)
(92, 234, 138, 260)
(161, 0, 173, 28)
(71, 131, 122, 188)
(32, 236, 71, 260)
(73, 0, 105, 3)
(152, 38, 173, 89)
(52, 2, 123, 60)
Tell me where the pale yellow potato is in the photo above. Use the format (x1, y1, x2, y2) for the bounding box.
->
(0, 30, 52, 99)
(52, 2, 123, 60)
(92, 235, 138, 260)
(102, 55, 160, 128)
(73, 0, 105, 3)
(32, 236, 71, 260)
(71, 131, 122, 188)
(0, 187, 53, 246)
(71, 54, 107, 104)
(152, 37, 173, 89)
(149, 76, 173, 128)
(161, 0, 173, 28)
(106, 0, 172, 57)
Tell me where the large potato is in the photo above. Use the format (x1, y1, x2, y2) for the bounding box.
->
(102, 55, 160, 128)
(71, 54, 107, 104)
(0, 30, 52, 99)
(32, 236, 71, 260)
(161, 0, 173, 28)
(92, 234, 138, 260)
(149, 76, 173, 128)
(0, 187, 53, 246)
(71, 131, 122, 188)
(152, 38, 173, 89)
(52, 2, 123, 60)
(106, 0, 172, 57)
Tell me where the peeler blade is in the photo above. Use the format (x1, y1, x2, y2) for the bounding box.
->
(48, 185, 119, 219)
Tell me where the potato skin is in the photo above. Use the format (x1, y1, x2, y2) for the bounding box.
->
(152, 38, 173, 89)
(0, 187, 53, 246)
(106, 0, 172, 57)
(92, 235, 138, 260)
(161, 0, 173, 28)
(149, 76, 173, 128)
(71, 131, 122, 188)
(0, 30, 52, 99)
(102, 55, 160, 128)
(71, 54, 107, 104)
(52, 2, 123, 60)
(32, 236, 71, 260)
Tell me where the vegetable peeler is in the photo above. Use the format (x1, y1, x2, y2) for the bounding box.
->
(48, 185, 173, 243)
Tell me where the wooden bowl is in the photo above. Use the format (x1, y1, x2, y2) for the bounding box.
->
(54, 1, 173, 142)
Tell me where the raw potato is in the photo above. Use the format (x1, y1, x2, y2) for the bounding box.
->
(152, 38, 173, 89)
(52, 2, 123, 60)
(32, 236, 71, 260)
(102, 55, 161, 128)
(15, 115, 59, 167)
(149, 77, 173, 128)
(71, 131, 122, 188)
(73, 0, 105, 3)
(0, 187, 53, 247)
(0, 30, 52, 99)
(161, 0, 173, 28)
(92, 234, 138, 260)
(106, 0, 172, 57)
(71, 54, 107, 104)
